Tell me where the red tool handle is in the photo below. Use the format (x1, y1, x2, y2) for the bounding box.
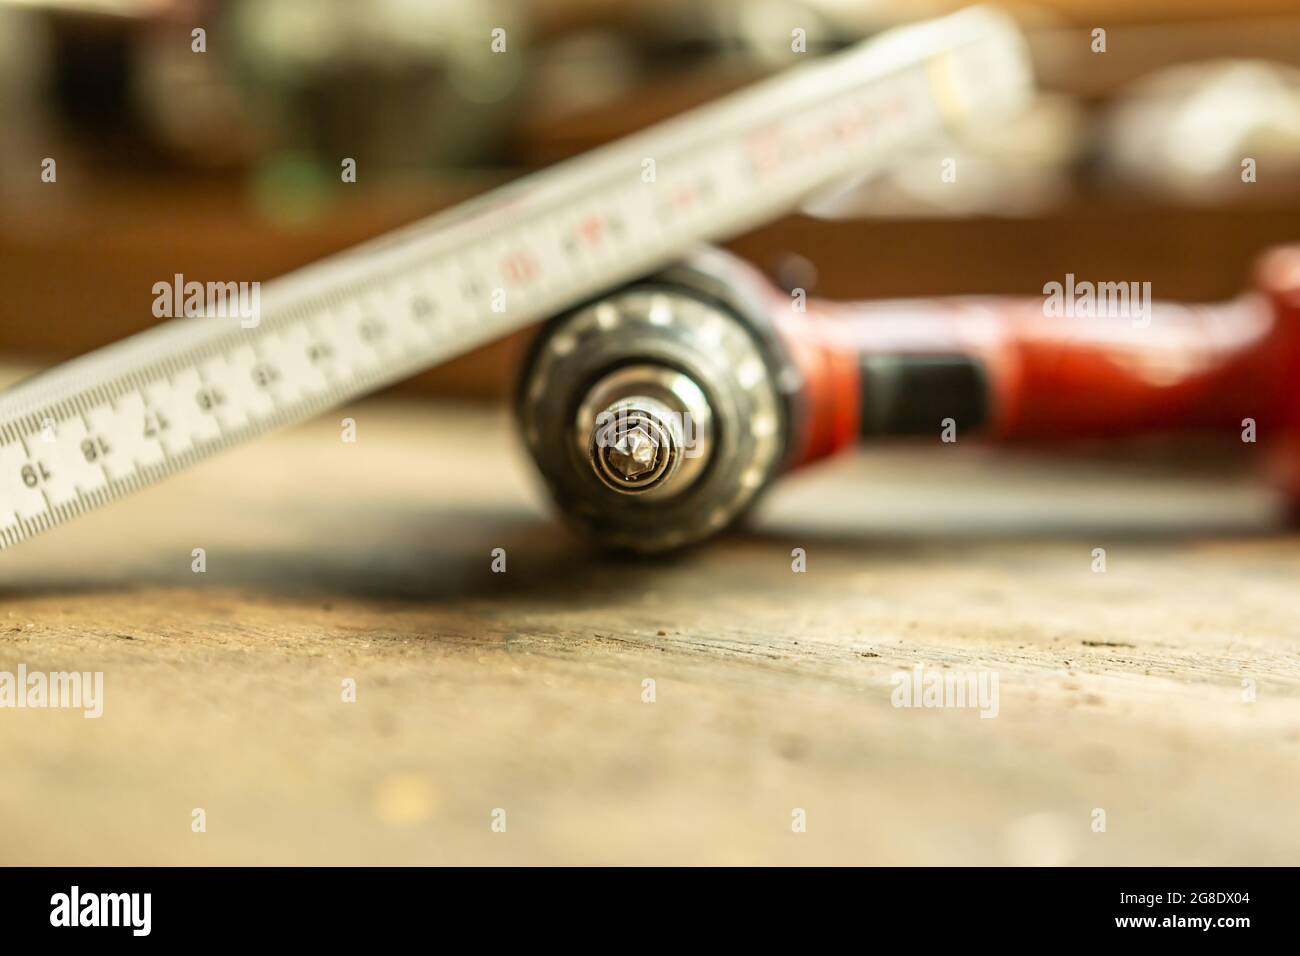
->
(769, 246, 1300, 466)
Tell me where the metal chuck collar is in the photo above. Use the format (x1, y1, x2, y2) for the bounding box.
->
(518, 281, 786, 552)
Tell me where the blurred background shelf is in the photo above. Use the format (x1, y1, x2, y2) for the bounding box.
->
(4, 0, 1300, 399)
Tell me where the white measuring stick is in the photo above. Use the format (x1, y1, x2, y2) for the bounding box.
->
(0, 7, 1031, 551)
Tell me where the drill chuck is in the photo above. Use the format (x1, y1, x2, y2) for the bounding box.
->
(517, 262, 790, 552)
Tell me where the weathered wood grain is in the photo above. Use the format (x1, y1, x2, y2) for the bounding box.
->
(1, 397, 1296, 865)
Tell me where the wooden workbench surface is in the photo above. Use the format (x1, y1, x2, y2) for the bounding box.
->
(1, 399, 1297, 865)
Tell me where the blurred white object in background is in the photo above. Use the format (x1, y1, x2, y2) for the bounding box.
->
(1104, 59, 1300, 202)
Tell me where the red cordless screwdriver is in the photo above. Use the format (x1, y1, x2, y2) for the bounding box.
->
(517, 245, 1300, 551)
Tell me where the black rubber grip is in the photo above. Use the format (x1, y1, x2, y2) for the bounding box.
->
(859, 354, 989, 437)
